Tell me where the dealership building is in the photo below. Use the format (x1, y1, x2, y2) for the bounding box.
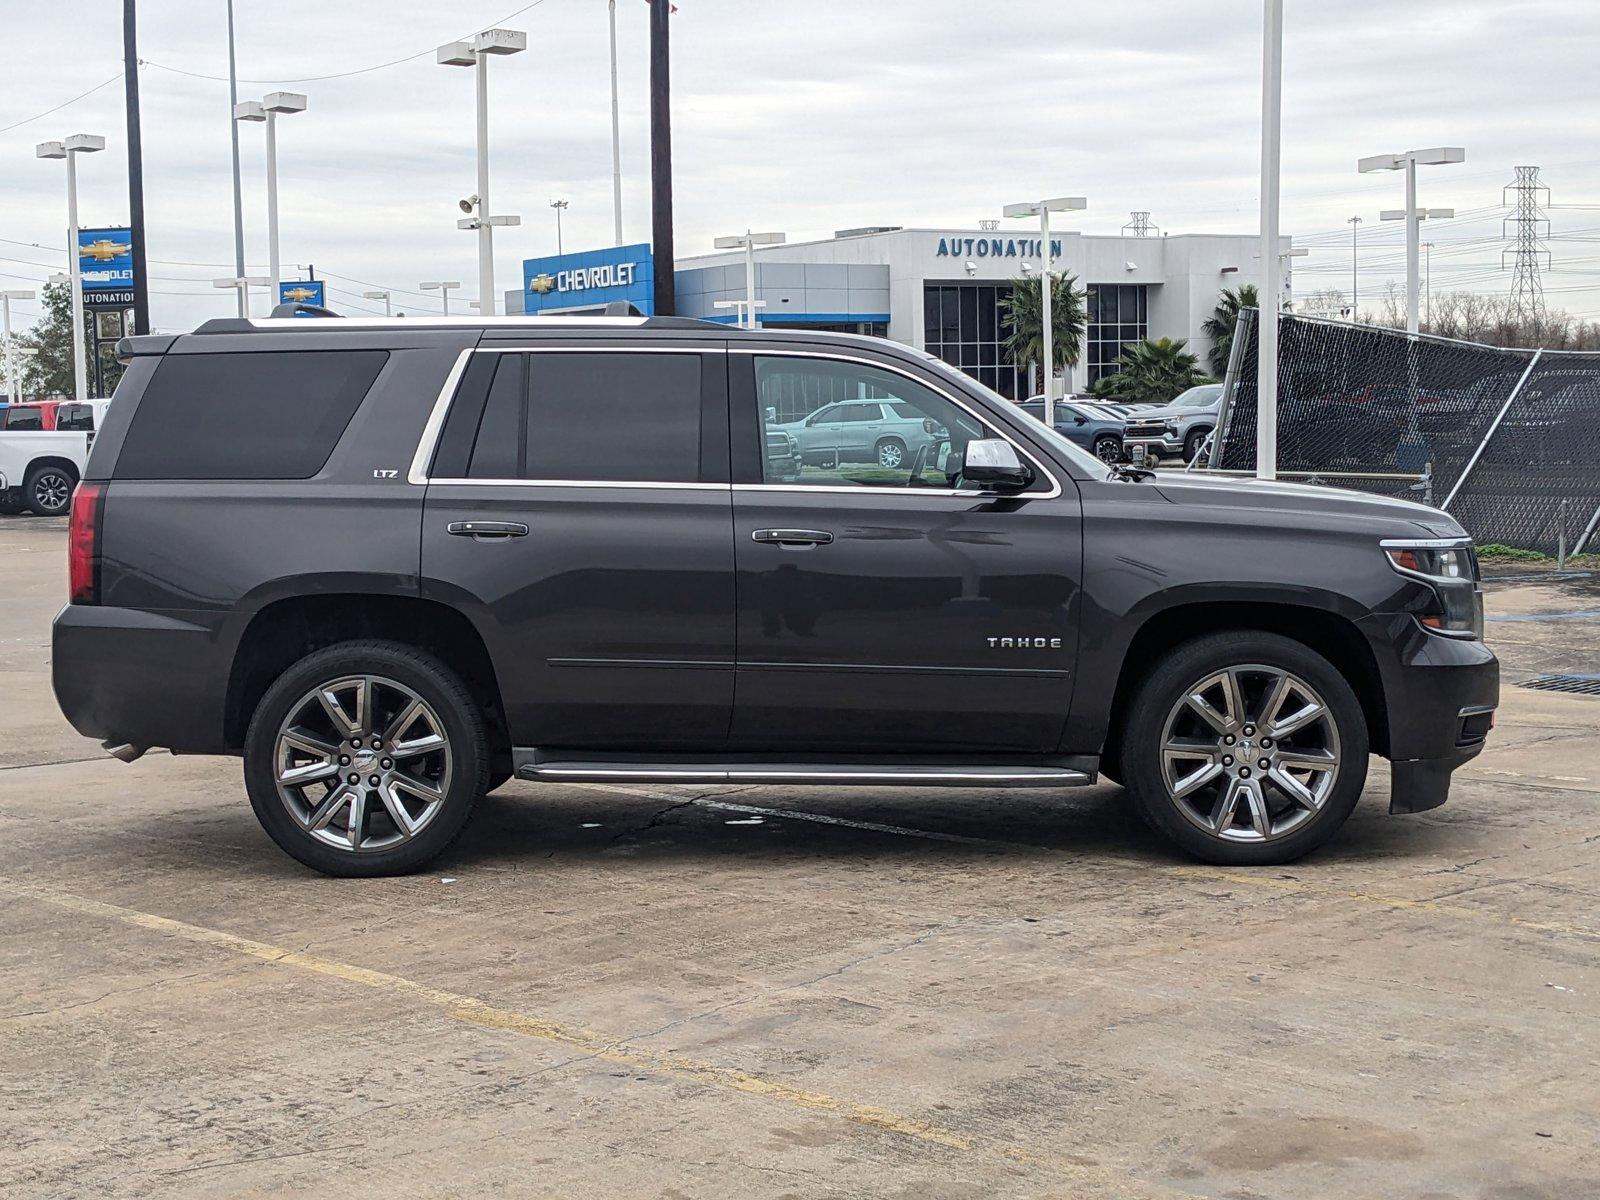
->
(509, 224, 1279, 399)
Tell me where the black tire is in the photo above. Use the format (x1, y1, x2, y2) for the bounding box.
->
(244, 639, 489, 877)
(23, 463, 77, 517)
(1119, 631, 1368, 865)
(1183, 427, 1211, 464)
(1093, 435, 1123, 464)
(875, 438, 906, 469)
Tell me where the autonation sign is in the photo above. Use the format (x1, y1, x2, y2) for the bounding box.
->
(935, 235, 1063, 260)
(521, 242, 654, 315)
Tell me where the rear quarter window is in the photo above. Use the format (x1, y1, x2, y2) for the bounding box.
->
(113, 349, 388, 480)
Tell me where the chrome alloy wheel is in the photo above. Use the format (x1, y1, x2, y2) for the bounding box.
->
(1159, 663, 1341, 843)
(273, 675, 453, 853)
(877, 440, 904, 468)
(33, 470, 73, 513)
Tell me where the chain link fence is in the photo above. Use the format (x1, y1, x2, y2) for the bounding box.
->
(1209, 310, 1600, 556)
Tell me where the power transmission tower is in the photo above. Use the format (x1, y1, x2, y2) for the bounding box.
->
(1122, 211, 1157, 237)
(1503, 166, 1551, 322)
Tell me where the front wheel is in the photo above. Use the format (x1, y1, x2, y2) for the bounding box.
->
(1093, 435, 1123, 464)
(1183, 427, 1211, 464)
(1120, 631, 1367, 865)
(244, 640, 489, 877)
(24, 464, 76, 516)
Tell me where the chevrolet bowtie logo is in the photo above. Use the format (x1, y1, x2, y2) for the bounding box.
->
(79, 239, 124, 262)
(529, 273, 556, 295)
(282, 286, 318, 302)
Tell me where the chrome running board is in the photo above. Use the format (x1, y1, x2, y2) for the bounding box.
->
(514, 750, 1094, 788)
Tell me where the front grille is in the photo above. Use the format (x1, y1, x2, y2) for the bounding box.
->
(1125, 421, 1166, 438)
(1519, 673, 1600, 696)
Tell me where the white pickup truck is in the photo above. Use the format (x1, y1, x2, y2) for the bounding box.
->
(0, 400, 111, 516)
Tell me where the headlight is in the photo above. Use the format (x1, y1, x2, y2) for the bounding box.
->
(1382, 539, 1483, 639)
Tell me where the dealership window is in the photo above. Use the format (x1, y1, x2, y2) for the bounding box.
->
(921, 284, 1021, 401)
(1086, 284, 1149, 386)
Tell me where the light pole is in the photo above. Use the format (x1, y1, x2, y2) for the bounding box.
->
(234, 92, 307, 304)
(1, 289, 35, 402)
(1256, 0, 1284, 480)
(1360, 147, 1464, 334)
(712, 231, 786, 329)
(213, 275, 270, 316)
(550, 198, 568, 255)
(421, 281, 461, 315)
(1003, 196, 1087, 426)
(362, 290, 393, 316)
(438, 29, 527, 317)
(607, 0, 624, 246)
(36, 134, 105, 404)
(1347, 215, 1362, 320)
(225, 0, 245, 316)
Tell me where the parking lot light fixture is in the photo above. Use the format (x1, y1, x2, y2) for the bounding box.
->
(236, 92, 308, 303)
(712, 231, 786, 329)
(420, 281, 461, 315)
(438, 28, 526, 316)
(1360, 147, 1465, 334)
(362, 290, 394, 317)
(36, 133, 105, 404)
(1, 288, 36, 402)
(213, 275, 270, 316)
(1004, 196, 1087, 426)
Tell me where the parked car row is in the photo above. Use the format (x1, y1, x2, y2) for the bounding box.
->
(1012, 383, 1225, 466)
(0, 400, 111, 516)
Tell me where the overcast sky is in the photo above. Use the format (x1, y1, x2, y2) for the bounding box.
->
(3, 0, 1598, 332)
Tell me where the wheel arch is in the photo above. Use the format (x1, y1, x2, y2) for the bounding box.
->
(1098, 600, 1389, 769)
(25, 456, 81, 482)
(224, 593, 508, 760)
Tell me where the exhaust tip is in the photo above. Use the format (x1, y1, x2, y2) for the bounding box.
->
(102, 741, 148, 763)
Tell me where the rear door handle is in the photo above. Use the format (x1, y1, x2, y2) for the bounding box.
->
(752, 528, 833, 547)
(447, 520, 529, 539)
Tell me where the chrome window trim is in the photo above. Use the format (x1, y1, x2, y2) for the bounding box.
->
(409, 343, 1061, 499)
(733, 347, 1062, 500)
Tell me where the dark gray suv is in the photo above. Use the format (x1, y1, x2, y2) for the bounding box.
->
(54, 314, 1498, 876)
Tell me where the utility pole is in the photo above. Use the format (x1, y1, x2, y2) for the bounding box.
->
(1257, 0, 1283, 480)
(1504, 165, 1550, 324)
(649, 0, 675, 314)
(608, 0, 624, 246)
(225, 0, 245, 316)
(1346, 215, 1362, 321)
(123, 0, 150, 335)
(1121, 211, 1157, 237)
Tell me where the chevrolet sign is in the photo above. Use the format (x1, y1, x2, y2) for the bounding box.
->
(520, 242, 654, 315)
(528, 261, 639, 295)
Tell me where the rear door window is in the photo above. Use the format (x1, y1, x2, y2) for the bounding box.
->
(444, 351, 706, 484)
(56, 404, 95, 431)
(114, 350, 388, 480)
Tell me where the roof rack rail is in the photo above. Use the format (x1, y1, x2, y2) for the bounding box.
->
(640, 315, 725, 330)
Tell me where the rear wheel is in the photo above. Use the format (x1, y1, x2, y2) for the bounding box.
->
(23, 464, 76, 516)
(1120, 631, 1367, 865)
(876, 438, 906, 469)
(244, 640, 488, 877)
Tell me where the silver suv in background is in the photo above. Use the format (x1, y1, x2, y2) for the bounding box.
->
(776, 399, 943, 470)
(1122, 383, 1223, 464)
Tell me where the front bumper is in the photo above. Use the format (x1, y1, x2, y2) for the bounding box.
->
(1123, 434, 1183, 457)
(1358, 612, 1499, 813)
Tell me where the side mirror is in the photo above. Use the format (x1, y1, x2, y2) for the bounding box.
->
(1074, 415, 1087, 426)
(962, 439, 1032, 491)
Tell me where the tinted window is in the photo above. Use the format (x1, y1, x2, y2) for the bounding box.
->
(4, 407, 43, 431)
(56, 404, 95, 431)
(454, 351, 703, 484)
(467, 355, 524, 479)
(115, 350, 388, 480)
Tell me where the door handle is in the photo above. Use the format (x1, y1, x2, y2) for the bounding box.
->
(752, 528, 833, 547)
(447, 520, 529, 539)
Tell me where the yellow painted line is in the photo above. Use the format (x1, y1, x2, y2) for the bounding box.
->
(0, 877, 1179, 1199)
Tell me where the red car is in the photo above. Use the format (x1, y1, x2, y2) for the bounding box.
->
(0, 401, 62, 431)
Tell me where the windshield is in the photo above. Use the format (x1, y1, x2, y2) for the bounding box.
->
(907, 349, 1113, 479)
(1173, 384, 1223, 408)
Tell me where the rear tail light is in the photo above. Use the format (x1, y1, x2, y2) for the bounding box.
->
(68, 482, 104, 605)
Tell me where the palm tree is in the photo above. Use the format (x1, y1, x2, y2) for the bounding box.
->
(1090, 337, 1210, 406)
(1000, 273, 1088, 394)
(1201, 284, 1259, 377)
